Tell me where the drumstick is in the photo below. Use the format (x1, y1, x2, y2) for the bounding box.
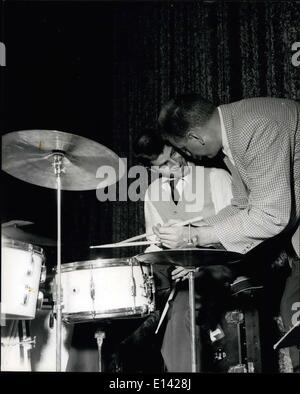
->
(118, 215, 204, 244)
(89, 215, 204, 249)
(90, 240, 160, 249)
(155, 286, 177, 334)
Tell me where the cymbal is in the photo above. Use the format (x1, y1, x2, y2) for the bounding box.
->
(2, 220, 34, 228)
(2, 226, 57, 246)
(135, 248, 243, 268)
(2, 129, 123, 191)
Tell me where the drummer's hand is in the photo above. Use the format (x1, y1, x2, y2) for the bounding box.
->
(153, 220, 198, 249)
(153, 221, 188, 249)
(171, 266, 196, 281)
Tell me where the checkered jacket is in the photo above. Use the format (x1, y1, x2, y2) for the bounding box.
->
(206, 97, 300, 254)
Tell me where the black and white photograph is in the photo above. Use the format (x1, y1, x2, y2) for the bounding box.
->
(0, 0, 299, 377)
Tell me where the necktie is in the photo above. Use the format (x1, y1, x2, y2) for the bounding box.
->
(169, 174, 180, 205)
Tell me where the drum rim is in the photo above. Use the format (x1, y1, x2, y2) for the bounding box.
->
(0, 313, 36, 320)
(61, 306, 151, 323)
(57, 257, 145, 272)
(2, 238, 44, 255)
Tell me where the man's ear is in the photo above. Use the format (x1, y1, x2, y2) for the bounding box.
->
(187, 131, 198, 140)
(187, 131, 205, 145)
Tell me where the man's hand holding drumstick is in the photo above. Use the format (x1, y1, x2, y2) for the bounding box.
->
(153, 218, 221, 281)
(153, 219, 198, 249)
(153, 218, 220, 249)
(152, 219, 197, 281)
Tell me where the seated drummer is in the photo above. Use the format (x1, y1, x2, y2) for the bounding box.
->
(129, 129, 233, 371)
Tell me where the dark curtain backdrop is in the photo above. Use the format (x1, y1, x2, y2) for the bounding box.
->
(111, 0, 300, 256)
(1, 1, 300, 268)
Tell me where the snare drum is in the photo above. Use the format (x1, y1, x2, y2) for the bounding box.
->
(1, 238, 46, 320)
(56, 258, 155, 323)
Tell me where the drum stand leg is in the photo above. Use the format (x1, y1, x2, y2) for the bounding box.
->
(188, 271, 199, 372)
(19, 320, 33, 371)
(95, 330, 106, 372)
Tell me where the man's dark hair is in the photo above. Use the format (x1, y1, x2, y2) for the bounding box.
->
(158, 93, 216, 138)
(133, 129, 166, 165)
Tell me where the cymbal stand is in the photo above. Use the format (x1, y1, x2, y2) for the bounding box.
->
(188, 271, 197, 372)
(52, 152, 65, 372)
(95, 330, 106, 372)
(187, 223, 198, 372)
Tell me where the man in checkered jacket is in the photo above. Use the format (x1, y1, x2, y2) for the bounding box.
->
(155, 95, 300, 372)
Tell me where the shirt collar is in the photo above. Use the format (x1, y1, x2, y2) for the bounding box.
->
(161, 162, 194, 188)
(217, 107, 235, 165)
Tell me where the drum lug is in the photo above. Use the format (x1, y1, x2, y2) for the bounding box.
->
(129, 259, 137, 298)
(141, 304, 148, 315)
(131, 285, 136, 297)
(28, 244, 34, 265)
(40, 264, 47, 284)
(23, 293, 29, 305)
(143, 271, 155, 312)
(90, 277, 96, 301)
(22, 285, 32, 305)
(144, 274, 154, 298)
(36, 291, 44, 310)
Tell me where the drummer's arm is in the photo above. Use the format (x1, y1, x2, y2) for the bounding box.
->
(153, 222, 222, 249)
(191, 224, 221, 248)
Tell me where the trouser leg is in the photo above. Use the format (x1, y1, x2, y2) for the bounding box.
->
(161, 290, 201, 372)
(280, 258, 300, 372)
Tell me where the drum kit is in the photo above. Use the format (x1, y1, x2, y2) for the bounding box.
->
(1, 129, 126, 371)
(2, 128, 268, 373)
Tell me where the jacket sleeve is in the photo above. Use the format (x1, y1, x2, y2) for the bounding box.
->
(206, 117, 292, 254)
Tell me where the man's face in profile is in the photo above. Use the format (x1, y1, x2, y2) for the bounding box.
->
(147, 145, 190, 179)
(166, 126, 222, 161)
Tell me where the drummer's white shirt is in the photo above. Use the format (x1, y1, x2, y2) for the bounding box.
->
(144, 163, 233, 251)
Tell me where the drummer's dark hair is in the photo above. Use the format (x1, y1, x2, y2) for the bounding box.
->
(133, 129, 167, 165)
